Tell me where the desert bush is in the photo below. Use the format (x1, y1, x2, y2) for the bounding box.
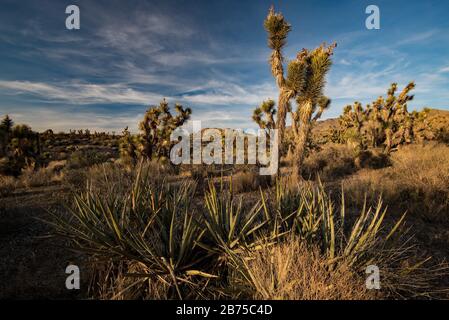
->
(302, 143, 391, 181)
(354, 149, 391, 169)
(66, 149, 111, 169)
(60, 168, 88, 190)
(19, 167, 56, 189)
(0, 175, 17, 197)
(231, 170, 272, 194)
(343, 143, 449, 221)
(302, 144, 357, 180)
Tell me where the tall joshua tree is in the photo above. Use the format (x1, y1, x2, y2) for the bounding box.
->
(264, 7, 294, 151)
(289, 45, 335, 181)
(0, 115, 14, 156)
(262, 7, 336, 181)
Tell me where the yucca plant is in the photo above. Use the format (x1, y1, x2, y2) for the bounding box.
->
(246, 179, 444, 297)
(48, 164, 213, 299)
(198, 180, 268, 259)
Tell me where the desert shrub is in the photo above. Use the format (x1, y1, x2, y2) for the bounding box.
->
(0, 165, 60, 194)
(231, 170, 272, 194)
(343, 143, 449, 221)
(66, 149, 111, 169)
(354, 149, 391, 169)
(0, 175, 17, 197)
(19, 167, 56, 189)
(60, 168, 88, 190)
(302, 144, 357, 180)
(189, 164, 207, 187)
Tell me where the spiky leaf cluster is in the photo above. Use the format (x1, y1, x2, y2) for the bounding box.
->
(252, 99, 277, 131)
(264, 6, 291, 52)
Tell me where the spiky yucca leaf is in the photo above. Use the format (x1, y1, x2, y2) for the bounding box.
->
(48, 164, 213, 299)
(199, 181, 268, 256)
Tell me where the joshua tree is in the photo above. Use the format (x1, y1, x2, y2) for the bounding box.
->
(381, 82, 415, 153)
(411, 108, 434, 142)
(0, 115, 13, 156)
(339, 102, 367, 151)
(262, 7, 336, 180)
(252, 99, 277, 134)
(288, 45, 335, 181)
(263, 7, 294, 152)
(119, 127, 138, 168)
(139, 99, 192, 160)
(339, 82, 425, 154)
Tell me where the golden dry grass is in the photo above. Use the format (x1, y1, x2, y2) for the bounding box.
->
(343, 142, 449, 220)
(232, 240, 377, 300)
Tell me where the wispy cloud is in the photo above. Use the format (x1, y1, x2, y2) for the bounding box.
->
(396, 30, 438, 46)
(439, 66, 449, 73)
(0, 80, 162, 105)
(0, 79, 276, 107)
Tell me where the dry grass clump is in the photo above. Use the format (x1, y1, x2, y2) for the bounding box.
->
(343, 143, 449, 220)
(19, 167, 57, 189)
(0, 165, 61, 196)
(231, 240, 376, 300)
(61, 159, 174, 192)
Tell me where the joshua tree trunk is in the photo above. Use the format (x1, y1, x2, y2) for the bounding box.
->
(292, 101, 313, 182)
(276, 88, 295, 150)
(384, 127, 393, 154)
(270, 48, 295, 176)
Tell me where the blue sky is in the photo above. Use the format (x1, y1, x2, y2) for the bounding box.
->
(0, 0, 448, 132)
